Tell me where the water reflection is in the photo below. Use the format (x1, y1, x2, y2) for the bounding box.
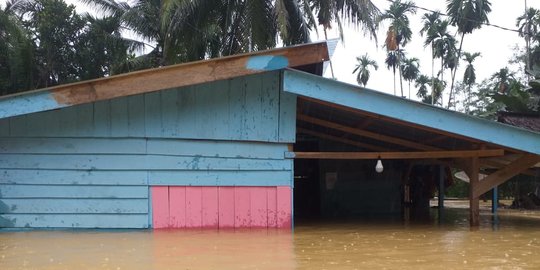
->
(1, 209, 540, 269)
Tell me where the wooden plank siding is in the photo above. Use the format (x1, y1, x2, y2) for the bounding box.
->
(5, 72, 294, 142)
(151, 186, 292, 229)
(0, 72, 295, 229)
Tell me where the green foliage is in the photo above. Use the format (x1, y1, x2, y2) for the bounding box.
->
(352, 54, 378, 87)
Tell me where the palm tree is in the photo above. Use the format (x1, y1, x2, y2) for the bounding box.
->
(423, 19, 455, 105)
(516, 8, 540, 72)
(491, 67, 515, 94)
(446, 0, 492, 109)
(311, 0, 381, 41)
(420, 11, 442, 104)
(462, 52, 481, 113)
(352, 54, 378, 87)
(385, 50, 404, 95)
(401, 57, 420, 98)
(415, 74, 431, 100)
(380, 0, 416, 97)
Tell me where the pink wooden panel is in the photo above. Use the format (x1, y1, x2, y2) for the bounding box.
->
(201, 187, 219, 228)
(267, 187, 277, 228)
(218, 187, 235, 229)
(250, 187, 268, 228)
(152, 186, 169, 229)
(234, 187, 251, 228)
(276, 186, 292, 229)
(185, 187, 202, 228)
(169, 186, 186, 228)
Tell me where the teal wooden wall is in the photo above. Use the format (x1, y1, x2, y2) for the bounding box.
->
(0, 72, 296, 229)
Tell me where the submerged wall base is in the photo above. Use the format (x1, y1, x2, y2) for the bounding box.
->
(152, 186, 292, 229)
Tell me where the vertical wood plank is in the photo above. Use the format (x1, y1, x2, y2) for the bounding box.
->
(228, 77, 246, 140)
(56, 106, 78, 137)
(244, 75, 263, 140)
(175, 86, 196, 138)
(250, 187, 268, 228)
(127, 95, 146, 137)
(278, 91, 297, 143)
(185, 186, 202, 228)
(144, 92, 162, 137)
(276, 186, 292, 229)
(110, 98, 129, 136)
(201, 187, 219, 228)
(259, 72, 280, 141)
(160, 88, 178, 137)
(169, 186, 186, 229)
(267, 187, 277, 228)
(234, 187, 251, 228)
(151, 186, 169, 229)
(218, 187, 235, 229)
(0, 118, 9, 136)
(93, 100, 111, 137)
(76, 103, 94, 136)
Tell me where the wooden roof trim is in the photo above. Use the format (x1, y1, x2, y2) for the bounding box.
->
(0, 42, 329, 119)
(284, 69, 540, 156)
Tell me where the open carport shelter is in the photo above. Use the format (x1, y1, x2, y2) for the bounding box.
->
(1, 42, 539, 229)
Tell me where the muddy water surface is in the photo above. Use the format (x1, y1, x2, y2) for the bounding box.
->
(2, 209, 540, 269)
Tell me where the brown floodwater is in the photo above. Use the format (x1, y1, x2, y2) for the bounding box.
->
(2, 208, 540, 270)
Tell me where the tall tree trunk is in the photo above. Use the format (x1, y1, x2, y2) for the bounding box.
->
(447, 32, 465, 109)
(398, 45, 404, 97)
(431, 44, 435, 105)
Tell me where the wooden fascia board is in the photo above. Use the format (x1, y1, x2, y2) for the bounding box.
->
(473, 154, 540, 197)
(297, 114, 439, 151)
(0, 42, 329, 119)
(285, 149, 504, 160)
(283, 69, 540, 156)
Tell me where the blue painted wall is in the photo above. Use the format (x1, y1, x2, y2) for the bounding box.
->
(0, 71, 297, 229)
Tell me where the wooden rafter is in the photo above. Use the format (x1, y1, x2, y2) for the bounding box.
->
(297, 96, 491, 147)
(297, 114, 439, 151)
(286, 149, 504, 160)
(473, 154, 540, 198)
(297, 128, 389, 151)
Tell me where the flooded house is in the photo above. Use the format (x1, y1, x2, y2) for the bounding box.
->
(1, 42, 539, 230)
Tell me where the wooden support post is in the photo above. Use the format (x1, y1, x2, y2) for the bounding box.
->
(492, 186, 498, 215)
(438, 165, 445, 223)
(468, 157, 480, 227)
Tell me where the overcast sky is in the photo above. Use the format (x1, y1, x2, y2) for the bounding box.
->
(318, 0, 540, 101)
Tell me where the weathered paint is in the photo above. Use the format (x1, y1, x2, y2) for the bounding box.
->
(0, 72, 296, 229)
(0, 185, 148, 199)
(0, 42, 328, 120)
(0, 154, 292, 171)
(282, 69, 540, 155)
(5, 72, 295, 143)
(246, 56, 289, 71)
(151, 187, 169, 229)
(152, 186, 292, 229)
(0, 214, 148, 228)
(0, 91, 67, 119)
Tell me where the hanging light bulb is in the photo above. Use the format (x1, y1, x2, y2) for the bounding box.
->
(375, 158, 384, 173)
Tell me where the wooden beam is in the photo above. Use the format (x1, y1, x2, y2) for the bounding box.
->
(473, 154, 540, 198)
(467, 157, 480, 227)
(297, 128, 389, 151)
(1, 42, 329, 119)
(297, 114, 439, 151)
(297, 96, 486, 146)
(480, 158, 537, 176)
(287, 149, 504, 160)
